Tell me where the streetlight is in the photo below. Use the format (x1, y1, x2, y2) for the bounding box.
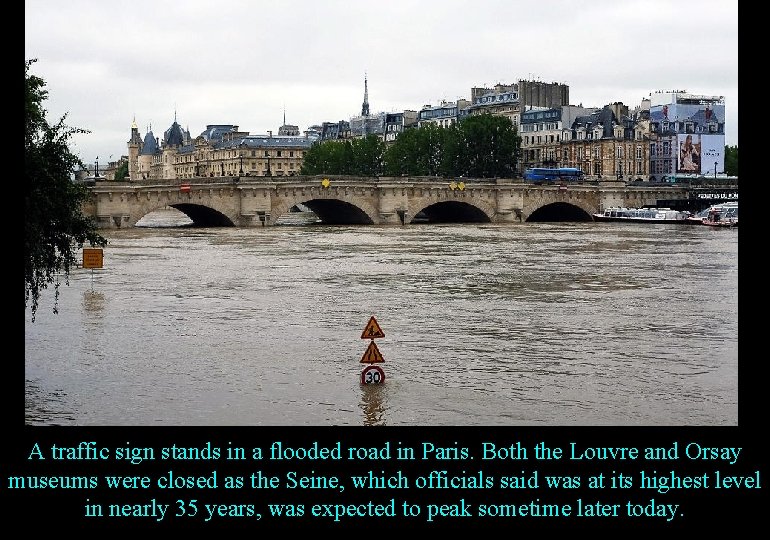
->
(239, 144, 244, 176)
(95, 156, 99, 179)
(714, 161, 718, 179)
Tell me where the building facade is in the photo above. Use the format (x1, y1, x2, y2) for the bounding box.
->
(465, 80, 570, 131)
(383, 110, 418, 144)
(520, 105, 598, 170)
(127, 119, 316, 180)
(417, 99, 470, 128)
(648, 91, 725, 180)
(561, 105, 650, 181)
(466, 84, 520, 127)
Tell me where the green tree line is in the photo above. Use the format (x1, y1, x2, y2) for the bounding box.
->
(724, 145, 738, 177)
(301, 114, 521, 178)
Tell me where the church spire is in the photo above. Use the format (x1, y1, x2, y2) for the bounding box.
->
(361, 73, 370, 117)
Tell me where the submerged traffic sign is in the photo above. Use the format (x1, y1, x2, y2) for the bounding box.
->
(361, 316, 385, 339)
(360, 340, 385, 364)
(82, 248, 103, 269)
(361, 365, 385, 384)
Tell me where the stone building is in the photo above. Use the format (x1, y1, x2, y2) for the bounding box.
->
(465, 80, 570, 131)
(417, 100, 470, 128)
(520, 105, 598, 170)
(560, 105, 650, 181)
(127, 117, 317, 180)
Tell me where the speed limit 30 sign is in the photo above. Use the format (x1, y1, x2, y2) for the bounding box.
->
(360, 365, 385, 385)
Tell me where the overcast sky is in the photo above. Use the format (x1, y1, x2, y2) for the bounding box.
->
(25, 0, 738, 165)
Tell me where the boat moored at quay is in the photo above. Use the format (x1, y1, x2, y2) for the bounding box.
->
(592, 207, 693, 224)
(701, 204, 738, 228)
(687, 201, 738, 227)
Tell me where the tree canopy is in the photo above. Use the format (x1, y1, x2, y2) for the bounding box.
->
(724, 145, 738, 177)
(114, 160, 129, 180)
(302, 114, 521, 178)
(25, 59, 107, 321)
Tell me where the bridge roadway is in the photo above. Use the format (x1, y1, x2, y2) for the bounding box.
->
(84, 175, 708, 228)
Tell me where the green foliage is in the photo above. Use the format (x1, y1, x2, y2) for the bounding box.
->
(349, 135, 385, 176)
(301, 114, 521, 179)
(300, 140, 347, 174)
(301, 135, 384, 176)
(385, 115, 520, 178)
(382, 128, 426, 176)
(114, 160, 129, 180)
(724, 145, 738, 177)
(25, 59, 108, 322)
(454, 114, 520, 178)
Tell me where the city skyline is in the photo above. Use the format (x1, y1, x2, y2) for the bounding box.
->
(25, 0, 738, 163)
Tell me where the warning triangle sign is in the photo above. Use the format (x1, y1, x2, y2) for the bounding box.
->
(360, 340, 385, 364)
(361, 316, 385, 339)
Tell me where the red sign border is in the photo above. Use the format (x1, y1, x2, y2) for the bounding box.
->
(360, 365, 385, 384)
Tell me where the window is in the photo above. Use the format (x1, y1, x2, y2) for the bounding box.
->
(264, 151, 270, 157)
(277, 151, 282, 157)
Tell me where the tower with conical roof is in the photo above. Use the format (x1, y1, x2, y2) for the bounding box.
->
(136, 123, 159, 180)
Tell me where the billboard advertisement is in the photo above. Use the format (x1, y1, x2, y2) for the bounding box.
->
(699, 134, 725, 175)
(677, 134, 724, 175)
(650, 102, 725, 134)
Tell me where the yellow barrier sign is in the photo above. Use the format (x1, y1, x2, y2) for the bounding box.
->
(82, 248, 103, 269)
(360, 340, 385, 364)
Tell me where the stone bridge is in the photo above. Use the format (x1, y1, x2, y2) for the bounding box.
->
(83, 175, 695, 228)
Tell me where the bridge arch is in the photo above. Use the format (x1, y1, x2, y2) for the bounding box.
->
(127, 200, 236, 227)
(269, 193, 378, 225)
(408, 197, 495, 223)
(409, 200, 492, 223)
(524, 200, 595, 222)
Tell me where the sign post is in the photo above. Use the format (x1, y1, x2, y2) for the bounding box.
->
(360, 316, 385, 384)
(82, 248, 103, 291)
